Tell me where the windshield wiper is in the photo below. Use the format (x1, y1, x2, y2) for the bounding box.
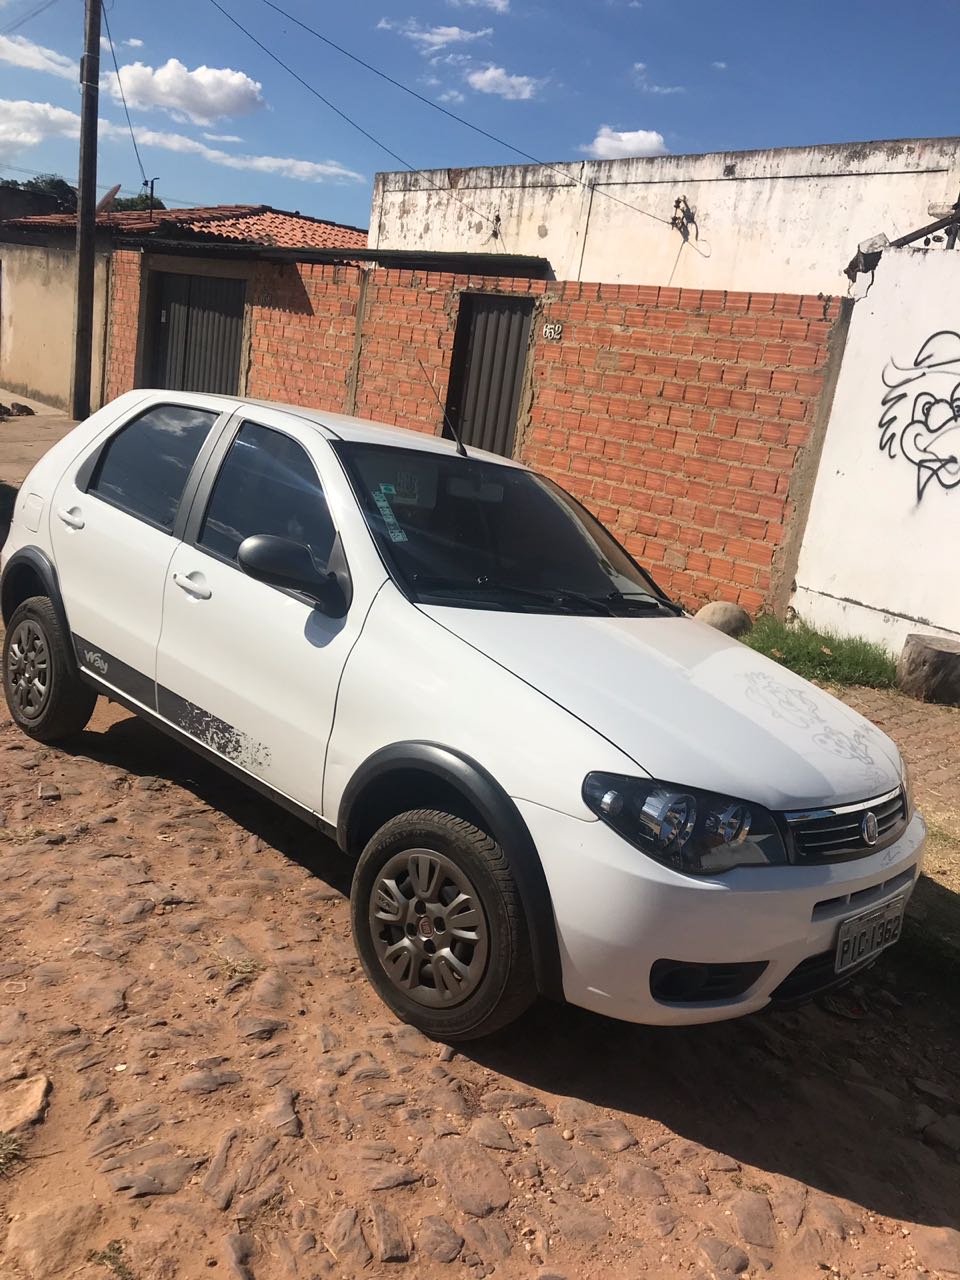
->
(603, 589, 684, 615)
(412, 576, 615, 615)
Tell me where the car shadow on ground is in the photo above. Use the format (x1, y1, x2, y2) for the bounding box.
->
(72, 709, 959, 1233)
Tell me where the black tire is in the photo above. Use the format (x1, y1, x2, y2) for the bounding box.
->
(351, 809, 536, 1041)
(2, 596, 96, 742)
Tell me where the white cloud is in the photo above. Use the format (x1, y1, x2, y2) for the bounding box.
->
(202, 131, 243, 142)
(0, 34, 76, 80)
(447, 0, 509, 11)
(466, 64, 539, 100)
(377, 19, 492, 54)
(439, 89, 465, 103)
(711, 60, 727, 70)
(632, 62, 684, 94)
(0, 97, 82, 155)
(124, 38, 144, 49)
(579, 125, 668, 160)
(0, 96, 364, 183)
(103, 58, 264, 126)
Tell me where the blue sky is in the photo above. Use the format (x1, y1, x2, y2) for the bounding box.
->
(1, 0, 958, 228)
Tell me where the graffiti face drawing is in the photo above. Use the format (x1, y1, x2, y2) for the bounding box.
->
(879, 330, 960, 502)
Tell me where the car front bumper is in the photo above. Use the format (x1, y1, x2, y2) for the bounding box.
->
(516, 799, 926, 1026)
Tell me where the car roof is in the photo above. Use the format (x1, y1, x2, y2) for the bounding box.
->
(133, 389, 527, 469)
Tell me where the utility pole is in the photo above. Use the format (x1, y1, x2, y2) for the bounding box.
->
(71, 0, 101, 421)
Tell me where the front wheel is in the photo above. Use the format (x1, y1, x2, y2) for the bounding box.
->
(351, 809, 536, 1041)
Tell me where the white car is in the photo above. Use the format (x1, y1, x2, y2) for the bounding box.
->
(1, 391, 925, 1040)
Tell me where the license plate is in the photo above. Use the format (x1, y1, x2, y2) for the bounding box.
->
(835, 896, 905, 974)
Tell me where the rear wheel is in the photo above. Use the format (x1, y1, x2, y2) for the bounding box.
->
(3, 596, 96, 742)
(351, 809, 536, 1041)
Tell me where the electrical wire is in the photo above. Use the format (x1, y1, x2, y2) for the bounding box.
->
(101, 3, 148, 189)
(253, 0, 675, 229)
(0, 161, 204, 208)
(0, 0, 60, 37)
(206, 0, 503, 236)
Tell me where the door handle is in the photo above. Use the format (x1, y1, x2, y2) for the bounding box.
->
(57, 507, 85, 530)
(172, 571, 211, 601)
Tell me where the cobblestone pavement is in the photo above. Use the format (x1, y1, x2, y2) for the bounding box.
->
(0, 694, 957, 1280)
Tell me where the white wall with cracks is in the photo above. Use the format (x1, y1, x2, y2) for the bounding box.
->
(793, 247, 960, 653)
(369, 137, 960, 295)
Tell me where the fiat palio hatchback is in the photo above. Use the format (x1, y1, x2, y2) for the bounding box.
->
(1, 391, 925, 1039)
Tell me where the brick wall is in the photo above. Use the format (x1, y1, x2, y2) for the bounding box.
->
(105, 251, 842, 613)
(104, 250, 142, 402)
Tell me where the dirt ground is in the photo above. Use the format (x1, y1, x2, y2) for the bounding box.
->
(0, 405, 958, 1280)
(0, 687, 955, 1280)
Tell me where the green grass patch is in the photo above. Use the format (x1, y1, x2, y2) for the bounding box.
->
(743, 615, 897, 688)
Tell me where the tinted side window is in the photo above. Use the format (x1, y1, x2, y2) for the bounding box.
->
(89, 404, 217, 531)
(199, 422, 335, 565)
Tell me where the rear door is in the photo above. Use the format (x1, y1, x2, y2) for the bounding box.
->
(50, 400, 226, 705)
(154, 417, 381, 813)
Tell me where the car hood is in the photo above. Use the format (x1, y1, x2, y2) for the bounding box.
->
(419, 607, 902, 811)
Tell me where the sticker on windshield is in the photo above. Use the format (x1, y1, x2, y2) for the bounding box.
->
(373, 490, 408, 542)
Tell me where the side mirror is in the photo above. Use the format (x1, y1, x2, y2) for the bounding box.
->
(237, 534, 348, 618)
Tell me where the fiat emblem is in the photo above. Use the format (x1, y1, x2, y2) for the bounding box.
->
(861, 811, 879, 845)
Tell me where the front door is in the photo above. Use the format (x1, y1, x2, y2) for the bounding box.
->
(50, 401, 222, 704)
(154, 417, 366, 812)
(149, 272, 246, 395)
(444, 293, 534, 457)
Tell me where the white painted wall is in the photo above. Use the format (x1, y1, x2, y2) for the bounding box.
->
(793, 247, 960, 654)
(370, 138, 960, 296)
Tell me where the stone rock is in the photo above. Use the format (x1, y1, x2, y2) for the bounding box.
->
(695, 601, 753, 638)
(260, 1086, 301, 1137)
(728, 1189, 777, 1248)
(547, 1191, 610, 1243)
(534, 1128, 607, 1185)
(178, 1068, 242, 1093)
(360, 1160, 421, 1191)
(806, 1194, 863, 1240)
(418, 1215, 464, 1263)
(699, 1236, 750, 1275)
(424, 1136, 511, 1217)
(898, 633, 960, 705)
(912, 1225, 960, 1276)
(649, 1205, 680, 1238)
(926, 1112, 960, 1152)
(771, 1183, 807, 1236)
(37, 783, 60, 801)
(481, 1088, 536, 1111)
(249, 969, 294, 1009)
(5, 1204, 101, 1279)
(108, 1155, 201, 1197)
(470, 1115, 517, 1151)
(325, 1208, 372, 1266)
(514, 1105, 553, 1129)
(0, 1073, 50, 1132)
(461, 1219, 512, 1260)
(911, 1076, 955, 1106)
(578, 1117, 637, 1152)
(224, 1233, 255, 1280)
(617, 1161, 666, 1199)
(367, 1203, 408, 1262)
(913, 1103, 940, 1133)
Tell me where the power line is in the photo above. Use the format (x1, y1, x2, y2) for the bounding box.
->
(100, 2, 147, 188)
(253, 0, 675, 229)
(0, 0, 61, 37)
(206, 0, 502, 235)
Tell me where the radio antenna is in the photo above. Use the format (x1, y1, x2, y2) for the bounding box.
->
(417, 358, 467, 458)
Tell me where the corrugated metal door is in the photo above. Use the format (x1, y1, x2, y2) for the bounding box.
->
(149, 272, 245, 395)
(445, 294, 534, 456)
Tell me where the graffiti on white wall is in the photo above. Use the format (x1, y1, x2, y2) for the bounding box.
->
(879, 330, 960, 502)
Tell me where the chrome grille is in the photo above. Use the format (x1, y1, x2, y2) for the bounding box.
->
(784, 787, 907, 862)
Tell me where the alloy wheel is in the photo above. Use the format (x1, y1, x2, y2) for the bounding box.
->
(7, 620, 51, 721)
(368, 848, 490, 1007)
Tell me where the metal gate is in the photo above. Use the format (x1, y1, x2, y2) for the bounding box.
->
(148, 272, 245, 395)
(445, 294, 534, 456)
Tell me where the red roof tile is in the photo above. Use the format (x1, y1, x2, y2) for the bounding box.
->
(0, 203, 368, 249)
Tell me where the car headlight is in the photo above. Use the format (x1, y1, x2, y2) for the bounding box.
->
(900, 756, 915, 818)
(582, 772, 788, 875)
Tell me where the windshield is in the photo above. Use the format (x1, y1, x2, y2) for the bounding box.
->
(335, 442, 677, 616)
